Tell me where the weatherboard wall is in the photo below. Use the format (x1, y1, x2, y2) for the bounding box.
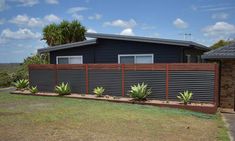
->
(50, 38, 204, 64)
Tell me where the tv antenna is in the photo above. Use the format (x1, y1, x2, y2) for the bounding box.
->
(179, 33, 192, 40)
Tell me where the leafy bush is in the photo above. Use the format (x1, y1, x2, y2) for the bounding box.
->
(129, 83, 151, 100)
(17, 54, 49, 79)
(93, 87, 105, 97)
(55, 83, 71, 95)
(29, 86, 38, 94)
(177, 90, 193, 105)
(0, 71, 12, 87)
(13, 79, 29, 90)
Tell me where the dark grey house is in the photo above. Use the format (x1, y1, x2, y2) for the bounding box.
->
(38, 33, 209, 64)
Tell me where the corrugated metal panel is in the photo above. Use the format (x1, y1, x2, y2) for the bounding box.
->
(57, 70, 86, 93)
(168, 71, 214, 102)
(29, 70, 55, 92)
(124, 71, 166, 99)
(88, 70, 122, 96)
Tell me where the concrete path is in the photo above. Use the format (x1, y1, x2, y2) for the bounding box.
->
(223, 112, 235, 141)
(0, 87, 15, 93)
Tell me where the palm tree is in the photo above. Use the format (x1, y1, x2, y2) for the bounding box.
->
(42, 20, 86, 46)
(42, 24, 62, 46)
(59, 20, 71, 44)
(69, 20, 86, 42)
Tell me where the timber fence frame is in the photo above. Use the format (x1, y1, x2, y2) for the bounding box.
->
(29, 63, 219, 105)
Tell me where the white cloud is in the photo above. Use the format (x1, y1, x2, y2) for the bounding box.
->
(16, 0, 39, 7)
(212, 13, 228, 20)
(1, 28, 41, 40)
(9, 14, 43, 27)
(88, 14, 102, 20)
(173, 18, 188, 29)
(9, 14, 60, 27)
(192, 4, 235, 12)
(67, 7, 88, 14)
(45, 0, 58, 4)
(71, 14, 84, 20)
(104, 19, 137, 29)
(67, 7, 87, 20)
(120, 28, 135, 36)
(0, 0, 8, 11)
(202, 22, 235, 38)
(87, 28, 97, 33)
(44, 14, 60, 23)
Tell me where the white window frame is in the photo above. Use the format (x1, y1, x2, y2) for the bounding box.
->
(185, 54, 191, 63)
(56, 56, 83, 64)
(197, 55, 201, 63)
(118, 54, 154, 64)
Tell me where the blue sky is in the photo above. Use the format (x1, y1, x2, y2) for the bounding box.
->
(0, 0, 235, 63)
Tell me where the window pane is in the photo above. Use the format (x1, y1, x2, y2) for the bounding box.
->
(70, 57, 82, 64)
(120, 56, 135, 64)
(136, 56, 153, 64)
(58, 58, 69, 64)
(197, 55, 201, 63)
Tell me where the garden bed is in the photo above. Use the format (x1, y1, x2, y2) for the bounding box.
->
(11, 90, 217, 114)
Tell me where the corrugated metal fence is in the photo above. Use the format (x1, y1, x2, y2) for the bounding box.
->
(29, 63, 218, 103)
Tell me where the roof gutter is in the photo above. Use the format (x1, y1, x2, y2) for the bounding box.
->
(37, 39, 97, 54)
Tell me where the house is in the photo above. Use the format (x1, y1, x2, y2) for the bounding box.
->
(202, 43, 235, 110)
(38, 33, 209, 64)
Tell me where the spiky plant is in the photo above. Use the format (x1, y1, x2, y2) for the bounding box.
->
(129, 82, 151, 100)
(177, 90, 193, 105)
(13, 79, 29, 90)
(55, 83, 71, 95)
(93, 86, 105, 97)
(29, 86, 38, 94)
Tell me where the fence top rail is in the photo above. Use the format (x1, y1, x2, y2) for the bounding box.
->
(28, 63, 216, 71)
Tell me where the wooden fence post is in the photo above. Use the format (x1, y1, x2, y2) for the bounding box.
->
(122, 64, 125, 97)
(166, 64, 169, 101)
(54, 64, 58, 87)
(85, 64, 89, 95)
(214, 64, 219, 106)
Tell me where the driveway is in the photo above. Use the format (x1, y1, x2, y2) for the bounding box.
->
(223, 112, 235, 141)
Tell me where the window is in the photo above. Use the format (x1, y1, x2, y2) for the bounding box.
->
(197, 55, 201, 63)
(186, 54, 191, 63)
(56, 56, 83, 64)
(118, 54, 154, 64)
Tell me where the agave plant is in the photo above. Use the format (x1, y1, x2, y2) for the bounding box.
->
(93, 86, 105, 97)
(13, 79, 29, 90)
(55, 83, 71, 95)
(29, 86, 38, 94)
(129, 82, 151, 100)
(177, 90, 193, 105)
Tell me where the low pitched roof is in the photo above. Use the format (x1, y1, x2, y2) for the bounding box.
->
(202, 43, 235, 59)
(38, 39, 97, 54)
(37, 33, 209, 53)
(86, 33, 209, 51)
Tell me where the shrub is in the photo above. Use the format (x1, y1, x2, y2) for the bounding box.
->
(0, 71, 12, 87)
(93, 87, 105, 97)
(55, 83, 71, 95)
(177, 90, 193, 105)
(13, 79, 29, 90)
(29, 86, 38, 94)
(129, 83, 151, 100)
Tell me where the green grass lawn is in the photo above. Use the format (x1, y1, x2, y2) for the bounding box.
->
(0, 92, 229, 141)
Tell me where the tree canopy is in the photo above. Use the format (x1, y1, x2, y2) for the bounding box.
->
(210, 40, 232, 50)
(42, 20, 86, 46)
